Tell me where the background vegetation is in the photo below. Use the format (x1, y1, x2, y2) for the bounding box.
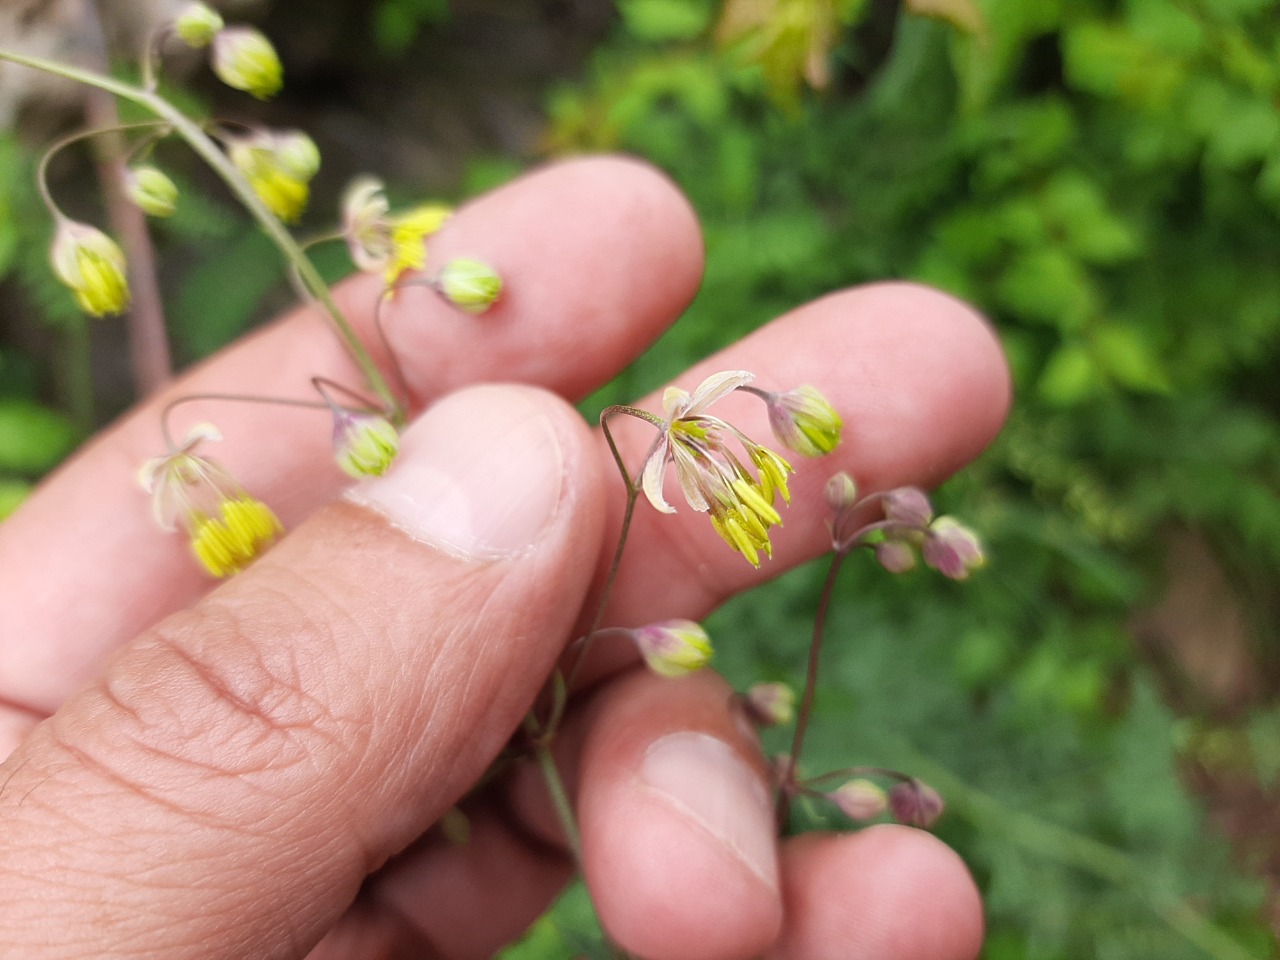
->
(2, 1, 1279, 957)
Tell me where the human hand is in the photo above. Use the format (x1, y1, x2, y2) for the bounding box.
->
(0, 157, 1009, 959)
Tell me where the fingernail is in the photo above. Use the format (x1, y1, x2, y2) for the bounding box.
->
(641, 732, 778, 888)
(348, 386, 563, 560)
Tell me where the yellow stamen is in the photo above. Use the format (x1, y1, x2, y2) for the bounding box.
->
(189, 496, 282, 578)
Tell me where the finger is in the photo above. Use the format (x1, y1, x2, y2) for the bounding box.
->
(0, 384, 605, 959)
(0, 155, 703, 725)
(768, 827, 984, 960)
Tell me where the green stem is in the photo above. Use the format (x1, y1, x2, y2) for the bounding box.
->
(525, 716, 584, 866)
(0, 48, 400, 418)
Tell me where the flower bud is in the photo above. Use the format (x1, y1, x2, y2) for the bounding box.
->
(632, 619, 713, 677)
(922, 516, 985, 581)
(882, 486, 933, 528)
(743, 682, 795, 727)
(888, 778, 944, 828)
(332, 411, 399, 478)
(437, 258, 502, 313)
(212, 26, 283, 100)
(765, 385, 843, 457)
(823, 471, 858, 514)
(50, 220, 130, 317)
(875, 538, 917, 574)
(274, 130, 320, 181)
(124, 164, 179, 218)
(828, 779, 888, 821)
(174, 2, 223, 47)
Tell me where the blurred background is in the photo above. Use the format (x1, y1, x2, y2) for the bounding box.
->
(2, 0, 1279, 956)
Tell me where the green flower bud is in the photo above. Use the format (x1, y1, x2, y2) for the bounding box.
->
(765, 384, 842, 457)
(212, 26, 283, 100)
(332, 411, 399, 478)
(50, 220, 130, 317)
(124, 164, 179, 218)
(438, 258, 502, 314)
(174, 2, 224, 47)
(632, 619, 713, 678)
(274, 131, 320, 180)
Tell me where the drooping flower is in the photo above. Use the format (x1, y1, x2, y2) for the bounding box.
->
(332, 410, 399, 478)
(760, 384, 843, 457)
(139, 424, 282, 578)
(173, 2, 223, 47)
(639, 371, 794, 567)
(339, 176, 453, 285)
(227, 130, 319, 223)
(631, 619, 713, 677)
(49, 220, 130, 317)
(124, 165, 179, 218)
(211, 26, 283, 100)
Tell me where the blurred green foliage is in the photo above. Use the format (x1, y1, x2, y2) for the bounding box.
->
(510, 0, 1280, 956)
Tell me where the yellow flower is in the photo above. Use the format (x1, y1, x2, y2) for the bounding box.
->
(139, 424, 282, 578)
(639, 370, 794, 567)
(338, 177, 453, 286)
(211, 26, 283, 100)
(49, 220, 130, 317)
(228, 131, 318, 223)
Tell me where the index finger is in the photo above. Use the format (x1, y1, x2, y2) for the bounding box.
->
(0, 156, 703, 724)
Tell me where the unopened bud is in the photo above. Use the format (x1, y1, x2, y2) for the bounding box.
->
(743, 682, 795, 726)
(174, 2, 223, 47)
(124, 164, 178, 218)
(332, 411, 399, 478)
(888, 778, 944, 828)
(875, 538, 917, 574)
(765, 385, 842, 457)
(632, 619, 713, 677)
(922, 516, 985, 581)
(828, 779, 888, 821)
(212, 26, 283, 99)
(438, 258, 502, 313)
(274, 130, 320, 180)
(823, 471, 858, 513)
(50, 220, 130, 317)
(882, 486, 933, 528)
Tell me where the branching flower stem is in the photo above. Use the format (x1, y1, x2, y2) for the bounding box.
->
(0, 48, 401, 420)
(778, 546, 848, 829)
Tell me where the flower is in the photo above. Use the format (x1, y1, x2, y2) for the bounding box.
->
(227, 130, 319, 223)
(888, 778, 945, 828)
(124, 165, 178, 218)
(631, 619, 713, 677)
(49, 220, 130, 317)
(437, 258, 502, 313)
(762, 384, 843, 457)
(173, 2, 223, 47)
(743, 681, 795, 726)
(922, 516, 985, 580)
(639, 371, 793, 567)
(332, 410, 399, 478)
(339, 177, 452, 285)
(211, 26, 283, 99)
(828, 779, 888, 821)
(139, 424, 282, 577)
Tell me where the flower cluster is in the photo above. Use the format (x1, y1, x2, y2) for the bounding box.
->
(138, 424, 281, 578)
(826, 473, 986, 580)
(634, 371, 841, 567)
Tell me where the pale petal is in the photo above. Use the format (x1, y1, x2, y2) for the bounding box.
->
(684, 370, 754, 415)
(640, 442, 677, 514)
(671, 443, 711, 512)
(662, 385, 691, 420)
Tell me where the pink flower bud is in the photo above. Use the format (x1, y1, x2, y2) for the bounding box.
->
(823, 471, 858, 514)
(882, 486, 933, 528)
(875, 538, 917, 573)
(922, 516, 985, 581)
(828, 779, 888, 821)
(631, 619, 713, 677)
(743, 682, 795, 726)
(888, 778, 944, 828)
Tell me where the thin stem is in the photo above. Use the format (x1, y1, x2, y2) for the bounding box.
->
(36, 120, 169, 219)
(160, 391, 330, 450)
(777, 548, 847, 828)
(525, 715, 584, 866)
(0, 49, 400, 418)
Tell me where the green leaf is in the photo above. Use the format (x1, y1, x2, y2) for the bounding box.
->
(1093, 325, 1171, 394)
(619, 0, 712, 42)
(1038, 341, 1099, 406)
(1206, 96, 1280, 169)
(996, 247, 1096, 328)
(0, 401, 79, 474)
